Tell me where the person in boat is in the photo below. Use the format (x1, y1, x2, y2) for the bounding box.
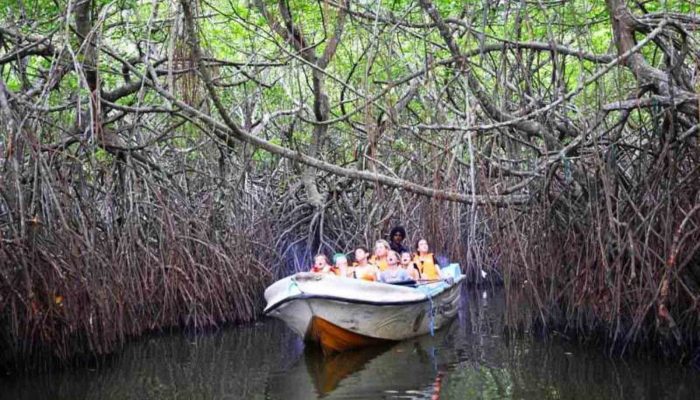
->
(413, 239, 443, 280)
(370, 239, 391, 271)
(400, 251, 420, 280)
(333, 253, 350, 278)
(389, 226, 409, 254)
(352, 246, 379, 281)
(379, 251, 411, 283)
(310, 254, 337, 275)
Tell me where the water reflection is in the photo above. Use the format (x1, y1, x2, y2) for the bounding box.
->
(266, 323, 456, 399)
(1, 288, 699, 400)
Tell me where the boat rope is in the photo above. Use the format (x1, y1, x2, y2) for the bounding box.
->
(287, 276, 302, 295)
(416, 283, 443, 336)
(427, 293, 435, 336)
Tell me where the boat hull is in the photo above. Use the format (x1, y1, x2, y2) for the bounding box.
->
(264, 267, 464, 351)
(308, 316, 391, 352)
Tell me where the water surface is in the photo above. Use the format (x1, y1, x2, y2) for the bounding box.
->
(2, 289, 698, 399)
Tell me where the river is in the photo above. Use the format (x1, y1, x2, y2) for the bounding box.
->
(1, 289, 698, 399)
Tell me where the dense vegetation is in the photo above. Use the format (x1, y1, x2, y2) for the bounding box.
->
(1, 0, 699, 368)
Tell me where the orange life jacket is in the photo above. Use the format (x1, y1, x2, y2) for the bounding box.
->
(310, 265, 324, 273)
(310, 265, 339, 275)
(369, 255, 389, 271)
(413, 253, 440, 280)
(351, 264, 376, 281)
(356, 269, 376, 281)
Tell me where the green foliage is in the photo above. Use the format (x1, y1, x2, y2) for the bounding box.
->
(1, 0, 696, 182)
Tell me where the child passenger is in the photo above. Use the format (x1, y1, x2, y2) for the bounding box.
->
(333, 253, 350, 278)
(379, 251, 411, 283)
(352, 246, 379, 281)
(400, 251, 420, 280)
(310, 254, 331, 273)
(310, 254, 336, 275)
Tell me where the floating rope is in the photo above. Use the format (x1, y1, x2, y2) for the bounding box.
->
(416, 283, 438, 336)
(287, 276, 302, 295)
(427, 293, 435, 336)
(415, 279, 453, 336)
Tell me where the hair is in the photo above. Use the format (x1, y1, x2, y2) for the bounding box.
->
(390, 226, 406, 239)
(374, 239, 390, 251)
(333, 253, 348, 263)
(400, 251, 411, 258)
(387, 250, 400, 262)
(355, 246, 369, 254)
(415, 238, 429, 250)
(314, 254, 329, 264)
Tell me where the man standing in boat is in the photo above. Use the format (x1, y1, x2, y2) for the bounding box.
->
(389, 226, 409, 254)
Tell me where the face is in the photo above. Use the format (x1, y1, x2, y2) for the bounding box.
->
(387, 252, 399, 266)
(314, 256, 328, 268)
(417, 240, 429, 253)
(374, 242, 388, 257)
(335, 258, 348, 268)
(355, 248, 368, 262)
(392, 231, 404, 244)
(400, 253, 411, 265)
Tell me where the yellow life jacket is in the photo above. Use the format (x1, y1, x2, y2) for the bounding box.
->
(369, 256, 389, 271)
(413, 253, 440, 280)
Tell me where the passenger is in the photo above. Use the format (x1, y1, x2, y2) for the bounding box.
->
(310, 254, 333, 274)
(333, 253, 350, 278)
(400, 251, 420, 280)
(352, 246, 370, 267)
(352, 246, 379, 281)
(379, 251, 411, 283)
(370, 239, 391, 271)
(413, 239, 442, 280)
(389, 226, 409, 254)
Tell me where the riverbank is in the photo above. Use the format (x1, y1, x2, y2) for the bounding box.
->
(0, 222, 275, 372)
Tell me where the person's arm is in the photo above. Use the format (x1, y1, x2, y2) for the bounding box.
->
(412, 262, 421, 279)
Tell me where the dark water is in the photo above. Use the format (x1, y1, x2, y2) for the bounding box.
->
(2, 289, 699, 399)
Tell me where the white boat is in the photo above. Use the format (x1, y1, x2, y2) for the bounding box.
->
(263, 264, 465, 352)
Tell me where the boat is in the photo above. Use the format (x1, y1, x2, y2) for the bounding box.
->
(263, 264, 465, 352)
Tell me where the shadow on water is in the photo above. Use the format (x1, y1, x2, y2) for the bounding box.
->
(1, 288, 699, 399)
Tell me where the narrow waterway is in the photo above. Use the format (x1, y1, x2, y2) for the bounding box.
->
(2, 289, 698, 399)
